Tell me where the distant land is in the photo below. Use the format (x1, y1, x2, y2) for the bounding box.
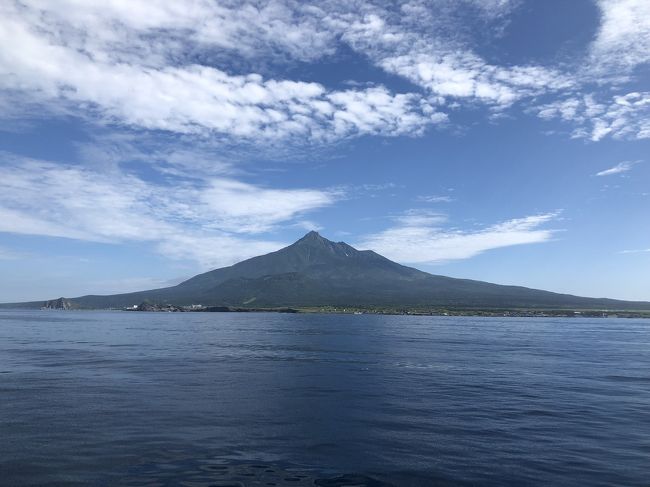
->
(2, 231, 650, 315)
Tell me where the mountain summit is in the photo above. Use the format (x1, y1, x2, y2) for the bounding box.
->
(3, 231, 650, 310)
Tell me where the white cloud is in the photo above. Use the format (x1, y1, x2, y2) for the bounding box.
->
(378, 53, 572, 107)
(530, 1, 650, 139)
(0, 0, 577, 143)
(155, 234, 284, 270)
(589, 0, 650, 73)
(337, 1, 550, 107)
(336, 5, 573, 108)
(393, 209, 449, 227)
(0, 154, 337, 267)
(1, 0, 647, 146)
(198, 179, 338, 233)
(0, 1, 444, 142)
(417, 194, 455, 203)
(595, 160, 641, 176)
(537, 92, 650, 141)
(358, 212, 558, 264)
(10, 0, 337, 65)
(619, 248, 650, 254)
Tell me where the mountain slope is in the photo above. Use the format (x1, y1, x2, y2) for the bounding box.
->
(177, 231, 427, 292)
(2, 231, 649, 310)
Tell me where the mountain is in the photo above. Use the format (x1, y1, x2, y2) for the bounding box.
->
(2, 231, 650, 310)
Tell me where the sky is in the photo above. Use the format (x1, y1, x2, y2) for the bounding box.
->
(0, 0, 648, 302)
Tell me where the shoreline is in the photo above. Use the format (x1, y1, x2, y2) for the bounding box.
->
(10, 304, 650, 319)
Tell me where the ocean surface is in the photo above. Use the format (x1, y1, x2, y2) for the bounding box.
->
(1, 310, 649, 486)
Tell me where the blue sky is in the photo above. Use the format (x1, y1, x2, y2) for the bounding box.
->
(0, 0, 648, 302)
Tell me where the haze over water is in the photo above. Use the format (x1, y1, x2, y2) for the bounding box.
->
(1, 310, 649, 486)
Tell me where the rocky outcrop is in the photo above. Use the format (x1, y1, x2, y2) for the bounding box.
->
(130, 301, 183, 312)
(43, 297, 74, 310)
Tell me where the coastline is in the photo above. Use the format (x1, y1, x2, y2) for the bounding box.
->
(6, 304, 648, 319)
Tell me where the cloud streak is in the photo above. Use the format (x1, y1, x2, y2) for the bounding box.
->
(417, 194, 455, 203)
(358, 212, 559, 264)
(595, 160, 641, 176)
(0, 154, 338, 267)
(619, 248, 650, 254)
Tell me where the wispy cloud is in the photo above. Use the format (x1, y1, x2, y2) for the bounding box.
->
(537, 92, 650, 141)
(84, 276, 187, 295)
(339, 6, 573, 109)
(0, 1, 445, 143)
(2, 0, 650, 146)
(0, 246, 23, 260)
(417, 194, 455, 203)
(393, 209, 449, 227)
(595, 160, 641, 176)
(589, 0, 650, 75)
(197, 179, 338, 234)
(358, 212, 559, 264)
(531, 0, 650, 142)
(73, 136, 237, 178)
(0, 154, 339, 267)
(619, 248, 650, 254)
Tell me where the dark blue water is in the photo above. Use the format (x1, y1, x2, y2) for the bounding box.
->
(1, 311, 649, 486)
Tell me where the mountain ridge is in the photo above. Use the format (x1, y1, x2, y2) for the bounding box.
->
(2, 231, 650, 311)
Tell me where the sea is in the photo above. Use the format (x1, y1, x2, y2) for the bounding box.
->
(1, 310, 649, 486)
